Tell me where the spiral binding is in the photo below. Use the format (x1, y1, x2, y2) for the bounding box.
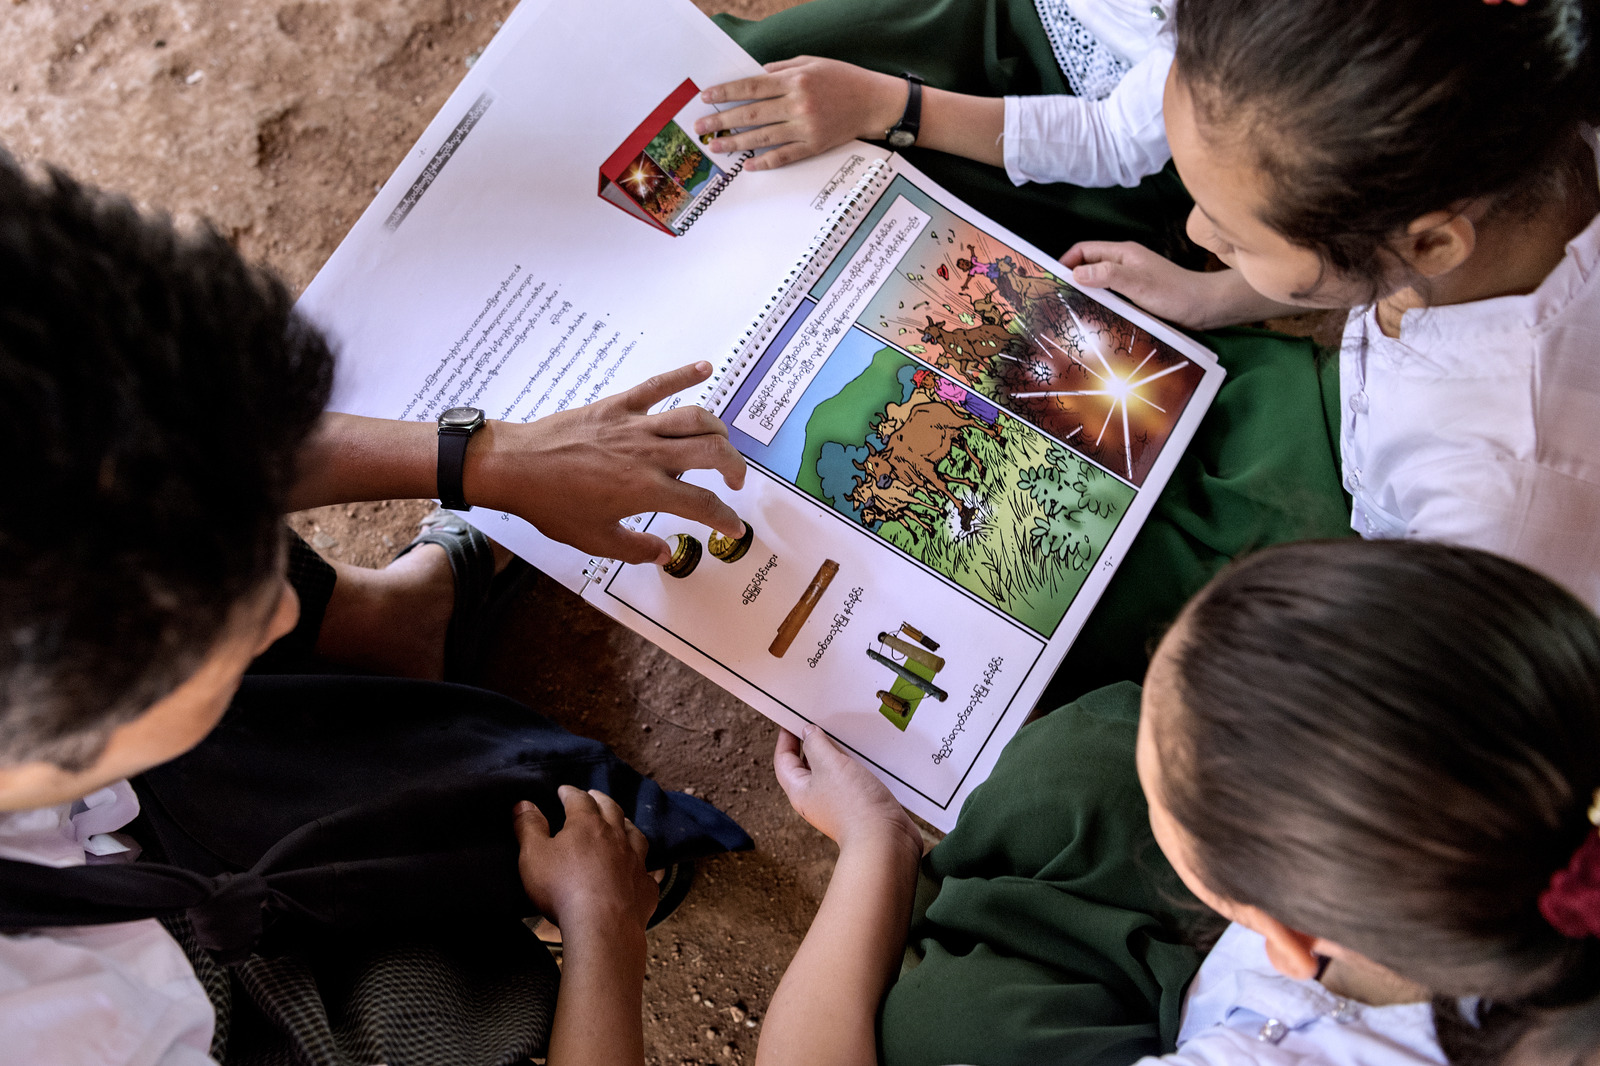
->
(674, 149, 755, 235)
(583, 157, 897, 587)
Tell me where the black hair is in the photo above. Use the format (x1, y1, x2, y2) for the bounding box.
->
(1174, 0, 1599, 296)
(1160, 539, 1600, 1065)
(0, 152, 333, 771)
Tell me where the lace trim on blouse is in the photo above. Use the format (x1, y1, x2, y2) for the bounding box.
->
(1033, 0, 1133, 101)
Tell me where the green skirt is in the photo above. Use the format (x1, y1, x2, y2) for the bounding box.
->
(881, 682, 1206, 1066)
(718, 4, 1354, 706)
(877, 334, 1349, 1063)
(715, 0, 1200, 263)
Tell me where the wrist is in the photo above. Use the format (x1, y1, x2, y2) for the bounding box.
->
(837, 817, 923, 869)
(460, 418, 533, 515)
(558, 903, 650, 950)
(866, 71, 912, 141)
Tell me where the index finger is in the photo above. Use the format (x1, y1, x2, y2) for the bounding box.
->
(652, 477, 747, 538)
(557, 783, 602, 826)
(1059, 241, 1126, 270)
(622, 361, 714, 412)
(700, 72, 787, 107)
(587, 788, 629, 834)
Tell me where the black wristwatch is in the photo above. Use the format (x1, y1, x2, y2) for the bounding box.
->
(436, 406, 485, 511)
(885, 73, 924, 149)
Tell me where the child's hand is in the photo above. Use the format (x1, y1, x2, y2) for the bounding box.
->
(1060, 241, 1224, 328)
(514, 787, 659, 936)
(696, 59, 909, 171)
(1061, 241, 1308, 329)
(774, 726, 922, 857)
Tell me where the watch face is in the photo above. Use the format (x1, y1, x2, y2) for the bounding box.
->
(439, 406, 484, 429)
(887, 129, 916, 149)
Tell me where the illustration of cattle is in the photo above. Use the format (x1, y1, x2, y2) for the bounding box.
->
(919, 315, 1016, 383)
(848, 473, 944, 536)
(848, 400, 1002, 535)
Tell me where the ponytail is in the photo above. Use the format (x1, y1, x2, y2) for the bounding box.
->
(1160, 540, 1600, 1008)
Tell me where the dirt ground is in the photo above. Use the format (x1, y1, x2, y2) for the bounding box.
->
(0, 4, 1340, 1062)
(0, 2, 843, 1063)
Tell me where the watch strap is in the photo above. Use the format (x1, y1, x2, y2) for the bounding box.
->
(437, 428, 473, 511)
(887, 73, 924, 144)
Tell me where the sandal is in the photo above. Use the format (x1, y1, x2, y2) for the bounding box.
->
(531, 860, 696, 952)
(392, 510, 535, 683)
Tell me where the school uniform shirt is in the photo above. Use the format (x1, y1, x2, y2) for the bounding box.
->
(1339, 143, 1600, 610)
(1004, 0, 1175, 188)
(1128, 924, 1445, 1066)
(0, 781, 217, 1066)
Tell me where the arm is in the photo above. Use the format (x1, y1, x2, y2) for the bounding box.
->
(1061, 243, 1305, 329)
(696, 59, 1005, 170)
(756, 728, 924, 1066)
(514, 788, 660, 1066)
(289, 361, 748, 565)
(1003, 46, 1173, 188)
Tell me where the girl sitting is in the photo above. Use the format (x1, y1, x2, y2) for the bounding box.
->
(705, 0, 1195, 261)
(1063, 0, 1600, 606)
(755, 538, 1600, 1066)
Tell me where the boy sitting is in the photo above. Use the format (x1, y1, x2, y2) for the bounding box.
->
(0, 154, 738, 1065)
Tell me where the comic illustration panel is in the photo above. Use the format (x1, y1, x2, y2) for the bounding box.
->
(813, 176, 1206, 486)
(724, 319, 1135, 637)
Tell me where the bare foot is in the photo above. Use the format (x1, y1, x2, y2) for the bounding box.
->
(312, 537, 513, 680)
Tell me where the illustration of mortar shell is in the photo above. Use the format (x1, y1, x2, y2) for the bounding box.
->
(708, 522, 754, 563)
(877, 690, 910, 716)
(878, 632, 946, 674)
(867, 648, 948, 701)
(663, 534, 702, 579)
(769, 559, 839, 658)
(900, 622, 940, 652)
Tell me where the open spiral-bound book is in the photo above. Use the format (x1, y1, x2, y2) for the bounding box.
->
(297, 0, 1223, 830)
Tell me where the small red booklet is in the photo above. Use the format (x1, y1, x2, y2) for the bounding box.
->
(599, 78, 738, 236)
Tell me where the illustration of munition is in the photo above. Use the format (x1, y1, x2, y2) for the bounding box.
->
(869, 622, 946, 730)
(877, 690, 910, 717)
(878, 632, 946, 673)
(867, 649, 948, 701)
(899, 622, 940, 652)
(769, 559, 839, 658)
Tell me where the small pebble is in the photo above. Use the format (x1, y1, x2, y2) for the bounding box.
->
(185, 69, 204, 85)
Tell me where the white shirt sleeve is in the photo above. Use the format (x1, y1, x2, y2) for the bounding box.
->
(1399, 456, 1600, 611)
(0, 924, 218, 1066)
(1002, 44, 1173, 188)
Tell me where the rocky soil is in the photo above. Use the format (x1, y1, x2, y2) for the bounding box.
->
(1, 2, 825, 1063)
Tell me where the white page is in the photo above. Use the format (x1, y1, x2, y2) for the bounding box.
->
(589, 159, 1224, 829)
(299, 0, 890, 587)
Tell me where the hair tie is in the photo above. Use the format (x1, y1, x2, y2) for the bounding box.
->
(1539, 790, 1600, 938)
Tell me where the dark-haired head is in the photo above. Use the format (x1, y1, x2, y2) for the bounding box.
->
(0, 152, 333, 773)
(1171, 0, 1598, 301)
(1137, 539, 1600, 1065)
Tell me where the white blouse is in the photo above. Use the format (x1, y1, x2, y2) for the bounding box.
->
(1005, 0, 1174, 189)
(1339, 148, 1600, 609)
(0, 782, 217, 1066)
(941, 924, 1445, 1066)
(1134, 925, 1444, 1066)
